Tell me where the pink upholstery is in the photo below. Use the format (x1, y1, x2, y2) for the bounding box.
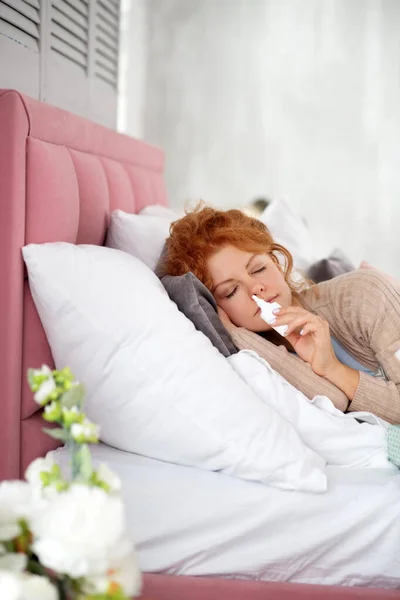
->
(142, 575, 400, 599)
(0, 89, 167, 481)
(0, 90, 397, 600)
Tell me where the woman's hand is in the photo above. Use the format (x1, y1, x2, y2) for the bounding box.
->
(271, 306, 339, 378)
(272, 305, 359, 403)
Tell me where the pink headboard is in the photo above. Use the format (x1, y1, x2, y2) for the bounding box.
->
(0, 89, 168, 481)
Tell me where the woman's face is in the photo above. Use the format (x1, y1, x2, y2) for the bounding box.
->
(207, 245, 293, 332)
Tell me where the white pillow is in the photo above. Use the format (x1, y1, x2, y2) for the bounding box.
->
(139, 204, 182, 220)
(23, 243, 326, 493)
(230, 351, 391, 469)
(106, 210, 172, 271)
(259, 198, 317, 271)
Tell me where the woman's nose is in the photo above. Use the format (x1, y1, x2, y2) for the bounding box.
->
(251, 283, 266, 298)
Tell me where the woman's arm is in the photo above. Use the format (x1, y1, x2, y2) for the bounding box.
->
(230, 327, 350, 412)
(331, 269, 400, 423)
(322, 361, 360, 401)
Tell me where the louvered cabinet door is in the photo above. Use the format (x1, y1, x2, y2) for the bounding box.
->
(89, 0, 119, 127)
(0, 0, 120, 127)
(0, 0, 41, 96)
(44, 0, 119, 127)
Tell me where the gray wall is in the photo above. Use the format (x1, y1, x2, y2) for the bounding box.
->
(120, 0, 400, 274)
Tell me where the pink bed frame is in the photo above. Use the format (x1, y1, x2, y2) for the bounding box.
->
(0, 89, 397, 600)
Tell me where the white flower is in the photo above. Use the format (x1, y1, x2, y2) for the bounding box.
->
(25, 455, 55, 489)
(61, 405, 82, 426)
(0, 572, 20, 600)
(71, 419, 100, 443)
(0, 550, 27, 572)
(0, 481, 36, 541)
(96, 464, 121, 494)
(0, 571, 57, 600)
(32, 365, 52, 378)
(19, 575, 58, 600)
(31, 484, 133, 579)
(83, 550, 142, 597)
(33, 377, 56, 406)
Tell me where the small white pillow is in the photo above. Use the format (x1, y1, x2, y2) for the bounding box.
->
(106, 209, 172, 271)
(230, 351, 391, 469)
(259, 198, 317, 271)
(23, 243, 326, 493)
(140, 204, 182, 220)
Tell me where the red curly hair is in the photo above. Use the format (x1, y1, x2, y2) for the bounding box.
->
(162, 203, 299, 293)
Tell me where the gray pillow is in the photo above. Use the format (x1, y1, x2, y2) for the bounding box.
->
(161, 272, 237, 358)
(307, 249, 354, 283)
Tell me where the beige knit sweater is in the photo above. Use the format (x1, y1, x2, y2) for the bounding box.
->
(230, 269, 400, 424)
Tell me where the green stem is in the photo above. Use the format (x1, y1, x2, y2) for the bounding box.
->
(26, 558, 47, 576)
(68, 438, 80, 480)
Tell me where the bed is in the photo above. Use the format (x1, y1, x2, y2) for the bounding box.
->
(0, 89, 399, 599)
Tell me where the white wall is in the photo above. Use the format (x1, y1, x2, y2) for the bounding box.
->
(123, 0, 400, 275)
(118, 0, 147, 136)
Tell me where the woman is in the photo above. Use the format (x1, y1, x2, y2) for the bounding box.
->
(163, 205, 400, 424)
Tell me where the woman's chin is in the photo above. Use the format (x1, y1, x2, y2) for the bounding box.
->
(248, 321, 271, 333)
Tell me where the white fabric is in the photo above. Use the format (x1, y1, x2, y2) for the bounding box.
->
(22, 242, 326, 492)
(259, 198, 318, 271)
(229, 350, 393, 469)
(106, 209, 173, 271)
(54, 444, 400, 588)
(139, 204, 183, 220)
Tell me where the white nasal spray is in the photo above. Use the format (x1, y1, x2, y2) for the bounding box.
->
(252, 295, 287, 336)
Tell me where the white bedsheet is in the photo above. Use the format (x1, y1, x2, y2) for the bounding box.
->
(53, 443, 400, 589)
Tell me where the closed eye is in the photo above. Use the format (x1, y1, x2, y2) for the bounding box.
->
(252, 266, 266, 274)
(226, 286, 238, 299)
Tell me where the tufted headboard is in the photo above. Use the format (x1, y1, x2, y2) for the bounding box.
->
(0, 89, 168, 481)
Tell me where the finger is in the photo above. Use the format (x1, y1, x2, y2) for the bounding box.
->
(272, 304, 310, 313)
(299, 322, 319, 336)
(281, 315, 317, 335)
(271, 313, 320, 334)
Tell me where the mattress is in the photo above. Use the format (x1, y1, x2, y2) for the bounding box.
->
(53, 443, 400, 589)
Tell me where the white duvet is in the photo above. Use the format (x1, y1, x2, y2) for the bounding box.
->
(53, 350, 400, 587)
(54, 445, 400, 588)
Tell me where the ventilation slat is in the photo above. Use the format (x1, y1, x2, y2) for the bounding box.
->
(52, 0, 87, 28)
(98, 0, 118, 20)
(95, 34, 118, 60)
(51, 35, 87, 68)
(96, 7, 118, 35)
(95, 68, 117, 88)
(95, 57, 117, 77)
(95, 52, 117, 74)
(52, 20, 86, 53)
(2, 0, 39, 23)
(0, 2, 39, 37)
(52, 6, 87, 43)
(23, 0, 40, 9)
(94, 0, 119, 89)
(61, 0, 88, 18)
(96, 17, 118, 46)
(0, 16, 38, 49)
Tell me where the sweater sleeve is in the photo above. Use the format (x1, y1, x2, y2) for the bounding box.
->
(230, 327, 349, 412)
(337, 270, 400, 424)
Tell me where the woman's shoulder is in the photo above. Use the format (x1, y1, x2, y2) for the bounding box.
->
(300, 268, 399, 310)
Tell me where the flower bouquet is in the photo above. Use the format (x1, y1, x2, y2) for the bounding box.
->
(0, 366, 142, 600)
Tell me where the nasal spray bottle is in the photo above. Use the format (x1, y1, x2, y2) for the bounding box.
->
(252, 295, 287, 336)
